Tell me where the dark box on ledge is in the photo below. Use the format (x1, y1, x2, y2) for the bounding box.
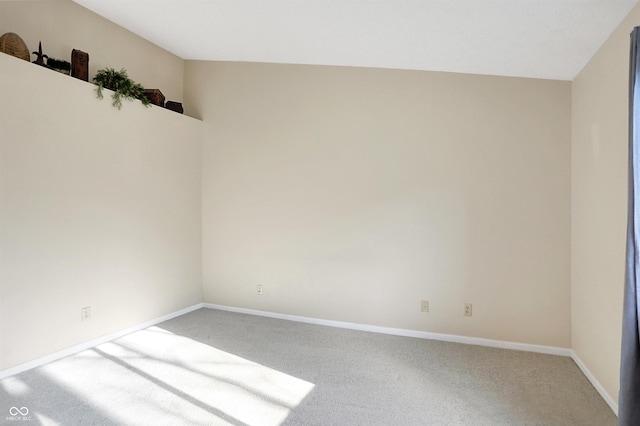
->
(165, 101, 183, 114)
(144, 89, 165, 107)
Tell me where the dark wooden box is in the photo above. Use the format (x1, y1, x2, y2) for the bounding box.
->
(165, 101, 183, 114)
(71, 49, 89, 81)
(144, 89, 165, 107)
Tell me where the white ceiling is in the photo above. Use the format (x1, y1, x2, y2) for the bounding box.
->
(73, 0, 639, 81)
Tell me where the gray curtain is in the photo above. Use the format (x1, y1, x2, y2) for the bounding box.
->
(620, 26, 640, 426)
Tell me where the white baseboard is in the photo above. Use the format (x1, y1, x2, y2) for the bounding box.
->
(0, 303, 204, 380)
(570, 350, 618, 415)
(204, 303, 571, 357)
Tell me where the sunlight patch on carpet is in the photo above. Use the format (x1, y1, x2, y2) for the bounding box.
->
(0, 376, 31, 397)
(35, 326, 315, 425)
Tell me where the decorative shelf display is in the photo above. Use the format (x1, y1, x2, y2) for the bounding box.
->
(0, 31, 185, 114)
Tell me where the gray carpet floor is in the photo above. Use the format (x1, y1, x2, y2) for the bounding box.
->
(0, 308, 616, 425)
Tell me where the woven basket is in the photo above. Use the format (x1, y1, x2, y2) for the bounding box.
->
(0, 32, 30, 61)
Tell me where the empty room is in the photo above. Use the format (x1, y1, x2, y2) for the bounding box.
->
(1, 0, 639, 424)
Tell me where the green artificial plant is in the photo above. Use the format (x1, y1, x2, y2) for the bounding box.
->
(93, 68, 150, 110)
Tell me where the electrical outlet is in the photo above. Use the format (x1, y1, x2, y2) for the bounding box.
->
(421, 300, 429, 312)
(257, 285, 263, 295)
(464, 303, 473, 317)
(81, 306, 91, 321)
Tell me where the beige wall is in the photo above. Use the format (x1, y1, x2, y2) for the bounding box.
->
(0, 53, 203, 370)
(571, 1, 640, 408)
(0, 0, 184, 103)
(187, 61, 572, 347)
